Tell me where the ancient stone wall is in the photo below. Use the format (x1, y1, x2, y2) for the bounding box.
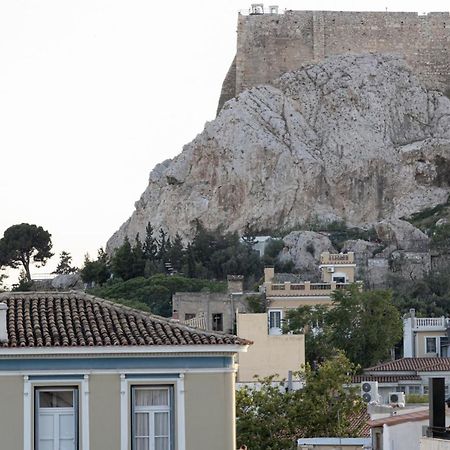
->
(218, 10, 450, 111)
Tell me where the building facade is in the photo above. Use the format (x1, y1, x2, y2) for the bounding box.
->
(264, 252, 358, 335)
(0, 291, 249, 450)
(404, 310, 450, 358)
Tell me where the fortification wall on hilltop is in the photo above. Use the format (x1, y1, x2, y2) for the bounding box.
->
(217, 10, 450, 111)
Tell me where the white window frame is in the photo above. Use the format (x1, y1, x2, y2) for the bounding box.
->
(425, 336, 438, 355)
(120, 375, 185, 450)
(35, 387, 78, 450)
(268, 309, 283, 335)
(23, 375, 89, 450)
(131, 386, 173, 450)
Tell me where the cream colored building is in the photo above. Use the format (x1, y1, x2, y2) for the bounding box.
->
(236, 313, 305, 383)
(403, 310, 450, 358)
(0, 291, 250, 450)
(264, 252, 358, 335)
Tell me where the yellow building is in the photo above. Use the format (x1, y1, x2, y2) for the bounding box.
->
(264, 252, 358, 335)
(236, 313, 305, 383)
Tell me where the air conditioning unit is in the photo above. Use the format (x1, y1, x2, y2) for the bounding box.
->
(361, 381, 380, 403)
(389, 392, 406, 407)
(326, 267, 335, 273)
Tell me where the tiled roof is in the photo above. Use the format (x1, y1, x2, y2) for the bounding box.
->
(366, 358, 450, 373)
(295, 409, 371, 438)
(369, 409, 429, 427)
(349, 410, 371, 438)
(0, 292, 251, 348)
(352, 374, 421, 383)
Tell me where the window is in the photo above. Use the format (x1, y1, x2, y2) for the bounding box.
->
(408, 385, 421, 395)
(132, 386, 173, 450)
(268, 310, 283, 335)
(184, 313, 196, 320)
(212, 313, 223, 331)
(35, 387, 78, 450)
(441, 336, 449, 356)
(333, 276, 346, 283)
(426, 337, 437, 354)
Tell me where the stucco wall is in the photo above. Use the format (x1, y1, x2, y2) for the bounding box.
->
(172, 292, 249, 333)
(218, 10, 450, 112)
(267, 297, 332, 309)
(420, 437, 450, 450)
(237, 313, 305, 382)
(416, 330, 446, 356)
(184, 372, 236, 450)
(0, 375, 23, 450)
(384, 420, 428, 450)
(89, 374, 121, 450)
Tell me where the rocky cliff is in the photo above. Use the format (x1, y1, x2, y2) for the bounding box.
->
(107, 54, 450, 251)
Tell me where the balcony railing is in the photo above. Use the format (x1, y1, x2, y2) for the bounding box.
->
(320, 252, 355, 265)
(265, 281, 351, 297)
(414, 317, 446, 330)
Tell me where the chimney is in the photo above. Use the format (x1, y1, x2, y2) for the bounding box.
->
(0, 303, 7, 342)
(227, 275, 244, 294)
(264, 266, 275, 283)
(429, 378, 446, 438)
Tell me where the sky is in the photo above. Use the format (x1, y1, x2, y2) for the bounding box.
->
(1, 0, 449, 284)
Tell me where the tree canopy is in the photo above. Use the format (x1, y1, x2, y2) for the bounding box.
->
(52, 251, 77, 275)
(236, 352, 365, 449)
(285, 286, 403, 368)
(0, 223, 53, 282)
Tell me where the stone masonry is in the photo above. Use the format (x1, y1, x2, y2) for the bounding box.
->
(218, 10, 450, 112)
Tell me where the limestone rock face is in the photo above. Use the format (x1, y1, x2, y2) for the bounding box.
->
(374, 219, 429, 251)
(51, 274, 83, 290)
(107, 54, 450, 251)
(278, 231, 335, 279)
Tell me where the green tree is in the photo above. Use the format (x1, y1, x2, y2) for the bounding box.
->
(89, 274, 226, 317)
(157, 228, 169, 264)
(285, 305, 334, 365)
(295, 353, 365, 438)
(236, 376, 295, 450)
(0, 270, 7, 292)
(0, 223, 53, 282)
(143, 223, 158, 261)
(11, 270, 33, 292)
(52, 251, 77, 275)
(286, 287, 403, 368)
(327, 286, 402, 367)
(167, 233, 184, 272)
(111, 237, 134, 281)
(131, 235, 146, 278)
(185, 243, 197, 278)
(236, 353, 364, 449)
(80, 248, 111, 286)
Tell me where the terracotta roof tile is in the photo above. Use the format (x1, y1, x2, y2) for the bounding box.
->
(369, 409, 429, 427)
(366, 358, 450, 373)
(0, 292, 251, 348)
(352, 374, 422, 383)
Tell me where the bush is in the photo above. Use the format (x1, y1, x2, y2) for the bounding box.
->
(406, 394, 428, 404)
(89, 275, 226, 317)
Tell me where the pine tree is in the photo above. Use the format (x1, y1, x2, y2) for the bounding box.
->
(111, 238, 134, 281)
(143, 223, 158, 261)
(157, 228, 169, 263)
(52, 251, 78, 275)
(168, 233, 184, 272)
(131, 235, 146, 278)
